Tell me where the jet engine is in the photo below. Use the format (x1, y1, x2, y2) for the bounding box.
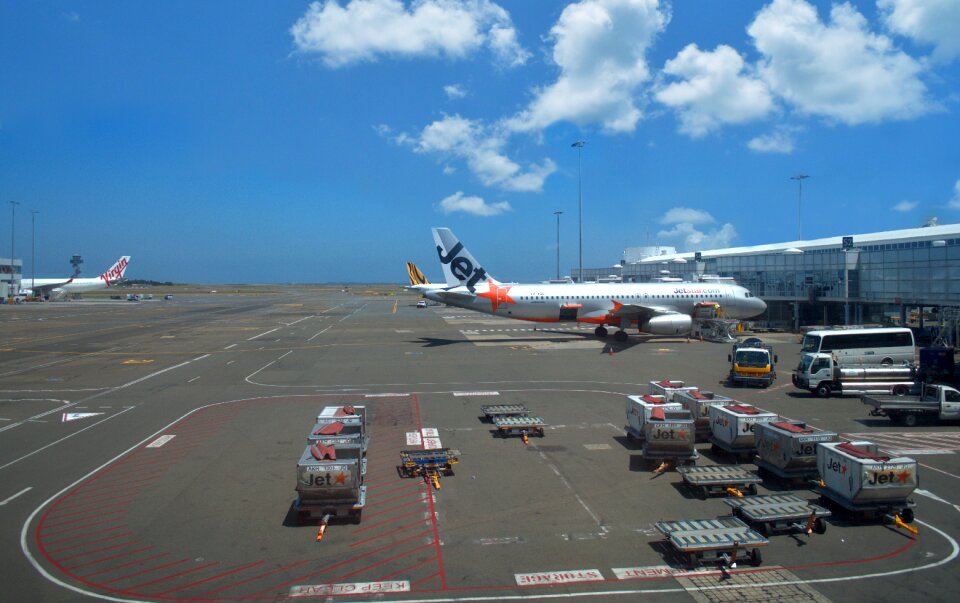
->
(641, 314, 693, 335)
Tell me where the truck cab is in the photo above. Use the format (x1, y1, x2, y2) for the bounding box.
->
(728, 341, 777, 387)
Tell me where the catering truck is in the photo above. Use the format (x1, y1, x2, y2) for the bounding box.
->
(727, 340, 777, 387)
(862, 383, 960, 427)
(791, 352, 916, 398)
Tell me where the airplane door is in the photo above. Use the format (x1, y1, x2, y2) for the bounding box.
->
(559, 305, 580, 321)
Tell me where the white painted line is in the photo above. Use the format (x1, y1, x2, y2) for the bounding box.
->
(146, 435, 176, 448)
(515, 569, 603, 586)
(289, 581, 409, 597)
(285, 316, 314, 327)
(406, 432, 422, 446)
(453, 391, 500, 397)
(187, 377, 200, 383)
(278, 350, 293, 360)
(226, 360, 234, 365)
(247, 327, 279, 341)
(307, 326, 331, 342)
(0, 487, 32, 506)
(62, 413, 103, 422)
(223, 343, 237, 350)
(613, 565, 715, 580)
(364, 393, 410, 398)
(583, 444, 612, 450)
(889, 450, 954, 456)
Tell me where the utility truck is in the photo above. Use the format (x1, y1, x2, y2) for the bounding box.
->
(791, 352, 916, 398)
(862, 383, 960, 427)
(728, 340, 777, 387)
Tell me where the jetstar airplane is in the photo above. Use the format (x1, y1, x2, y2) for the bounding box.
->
(21, 256, 131, 300)
(422, 229, 766, 341)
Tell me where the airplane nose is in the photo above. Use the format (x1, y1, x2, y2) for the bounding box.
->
(754, 298, 767, 316)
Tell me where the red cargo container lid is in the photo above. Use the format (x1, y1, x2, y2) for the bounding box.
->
(771, 421, 812, 434)
(655, 380, 683, 388)
(837, 442, 889, 462)
(725, 404, 761, 415)
(334, 405, 358, 416)
(688, 390, 707, 399)
(649, 407, 666, 421)
(310, 443, 337, 461)
(314, 421, 345, 435)
(641, 395, 667, 404)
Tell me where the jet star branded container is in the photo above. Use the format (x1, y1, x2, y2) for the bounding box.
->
(674, 390, 736, 442)
(307, 419, 368, 452)
(642, 409, 697, 461)
(708, 404, 778, 453)
(315, 405, 366, 446)
(648, 380, 699, 401)
(816, 441, 918, 506)
(296, 443, 366, 504)
(626, 394, 683, 441)
(754, 421, 837, 479)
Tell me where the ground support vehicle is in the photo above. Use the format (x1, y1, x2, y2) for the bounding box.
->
(674, 389, 735, 442)
(480, 404, 530, 420)
(677, 465, 762, 499)
(862, 383, 960, 426)
(792, 353, 916, 398)
(814, 441, 917, 526)
(492, 415, 546, 444)
(918, 346, 960, 385)
(724, 494, 830, 536)
(625, 394, 682, 441)
(307, 420, 368, 452)
(648, 379, 698, 400)
(638, 410, 698, 470)
(654, 517, 767, 569)
(399, 448, 460, 489)
(754, 420, 837, 483)
(316, 405, 367, 444)
(728, 342, 777, 387)
(708, 403, 778, 461)
(294, 445, 367, 528)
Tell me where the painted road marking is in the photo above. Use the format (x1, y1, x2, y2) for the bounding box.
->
(406, 432, 423, 446)
(423, 438, 443, 450)
(421, 428, 439, 438)
(62, 413, 103, 422)
(584, 444, 612, 450)
(289, 581, 409, 597)
(247, 327, 279, 341)
(613, 565, 715, 580)
(365, 393, 410, 398)
(120, 359, 154, 365)
(889, 449, 954, 456)
(145, 435, 176, 448)
(515, 569, 603, 586)
(0, 487, 32, 506)
(223, 343, 237, 350)
(453, 391, 500, 397)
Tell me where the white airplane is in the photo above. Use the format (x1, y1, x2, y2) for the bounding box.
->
(21, 256, 131, 300)
(422, 229, 766, 341)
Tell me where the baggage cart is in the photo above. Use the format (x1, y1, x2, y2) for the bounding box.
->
(677, 465, 762, 499)
(480, 404, 530, 420)
(673, 390, 735, 442)
(640, 410, 698, 470)
(723, 494, 831, 536)
(648, 379, 698, 401)
(315, 405, 366, 447)
(294, 445, 366, 527)
(625, 394, 682, 441)
(754, 420, 836, 482)
(492, 415, 546, 443)
(708, 403, 778, 461)
(654, 517, 768, 569)
(399, 448, 461, 489)
(307, 419, 368, 453)
(815, 441, 918, 525)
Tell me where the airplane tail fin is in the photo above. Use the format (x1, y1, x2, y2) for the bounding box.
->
(406, 261, 430, 286)
(101, 256, 131, 285)
(432, 228, 497, 292)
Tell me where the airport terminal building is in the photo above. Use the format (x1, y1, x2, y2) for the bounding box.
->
(577, 223, 960, 334)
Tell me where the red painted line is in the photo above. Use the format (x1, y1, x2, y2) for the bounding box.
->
(411, 570, 441, 590)
(363, 479, 425, 496)
(150, 560, 265, 596)
(353, 508, 430, 534)
(255, 530, 433, 596)
(101, 558, 191, 585)
(197, 559, 313, 597)
(56, 484, 148, 506)
(42, 523, 127, 546)
(361, 497, 429, 520)
(349, 518, 431, 548)
(377, 555, 437, 582)
(364, 489, 427, 508)
(785, 534, 917, 572)
(45, 531, 134, 555)
(56, 539, 140, 563)
(326, 542, 434, 585)
(412, 392, 447, 590)
(41, 508, 127, 530)
(120, 560, 220, 593)
(63, 545, 154, 571)
(67, 473, 166, 498)
(50, 491, 141, 514)
(78, 467, 173, 488)
(79, 552, 170, 579)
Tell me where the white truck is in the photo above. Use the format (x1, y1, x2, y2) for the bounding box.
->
(862, 383, 960, 427)
(791, 352, 916, 398)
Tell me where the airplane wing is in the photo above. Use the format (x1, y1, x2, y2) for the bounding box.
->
(24, 279, 73, 297)
(581, 302, 680, 321)
(427, 289, 476, 303)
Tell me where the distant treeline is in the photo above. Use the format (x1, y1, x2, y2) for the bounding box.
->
(123, 279, 176, 286)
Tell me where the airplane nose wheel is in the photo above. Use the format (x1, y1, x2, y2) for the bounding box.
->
(613, 330, 628, 342)
(595, 326, 608, 338)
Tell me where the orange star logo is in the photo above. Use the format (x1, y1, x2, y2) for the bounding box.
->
(335, 472, 347, 484)
(677, 430, 688, 440)
(896, 470, 912, 484)
(477, 280, 515, 313)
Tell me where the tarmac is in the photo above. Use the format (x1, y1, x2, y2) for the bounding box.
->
(1, 288, 958, 602)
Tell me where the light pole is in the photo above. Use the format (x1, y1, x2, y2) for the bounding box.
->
(571, 140, 587, 282)
(9, 201, 20, 294)
(553, 210, 563, 280)
(31, 210, 39, 294)
(790, 174, 809, 241)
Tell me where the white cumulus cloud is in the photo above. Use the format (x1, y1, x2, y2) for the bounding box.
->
(748, 0, 930, 125)
(657, 207, 735, 250)
(444, 83, 467, 99)
(950, 180, 960, 209)
(438, 191, 511, 216)
(893, 200, 918, 212)
(747, 126, 797, 154)
(413, 114, 556, 192)
(660, 207, 715, 225)
(656, 44, 775, 137)
(880, 0, 960, 63)
(504, 0, 669, 134)
(290, 0, 528, 68)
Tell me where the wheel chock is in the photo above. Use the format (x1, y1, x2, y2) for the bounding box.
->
(725, 487, 745, 497)
(653, 461, 671, 475)
(316, 514, 331, 542)
(894, 514, 919, 536)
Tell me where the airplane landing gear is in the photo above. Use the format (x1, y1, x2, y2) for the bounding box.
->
(614, 330, 628, 342)
(595, 326, 608, 337)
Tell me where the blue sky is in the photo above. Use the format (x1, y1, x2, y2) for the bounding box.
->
(1, 0, 958, 284)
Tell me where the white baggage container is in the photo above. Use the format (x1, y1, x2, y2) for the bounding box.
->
(674, 390, 736, 442)
(816, 441, 918, 507)
(642, 409, 697, 462)
(755, 421, 836, 479)
(626, 394, 682, 441)
(648, 380, 699, 401)
(708, 403, 778, 455)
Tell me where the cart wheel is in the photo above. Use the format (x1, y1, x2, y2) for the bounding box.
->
(758, 522, 770, 537)
(351, 510, 362, 525)
(900, 508, 915, 524)
(813, 517, 827, 534)
(747, 483, 758, 496)
(751, 548, 762, 567)
(711, 444, 720, 454)
(698, 487, 708, 501)
(686, 553, 698, 570)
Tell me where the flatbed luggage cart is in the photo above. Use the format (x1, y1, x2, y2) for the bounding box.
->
(654, 517, 768, 569)
(723, 494, 830, 536)
(399, 448, 460, 490)
(480, 404, 530, 420)
(492, 415, 546, 444)
(677, 465, 762, 499)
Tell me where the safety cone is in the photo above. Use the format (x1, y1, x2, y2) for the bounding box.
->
(522, 432, 529, 445)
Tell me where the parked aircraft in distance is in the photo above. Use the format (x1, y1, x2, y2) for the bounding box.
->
(405, 261, 436, 293)
(21, 256, 131, 300)
(423, 229, 766, 341)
